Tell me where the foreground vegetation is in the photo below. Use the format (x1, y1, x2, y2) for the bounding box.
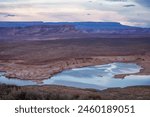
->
(0, 84, 102, 100)
(0, 84, 150, 100)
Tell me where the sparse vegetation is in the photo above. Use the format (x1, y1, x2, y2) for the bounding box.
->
(0, 84, 102, 100)
(0, 84, 150, 100)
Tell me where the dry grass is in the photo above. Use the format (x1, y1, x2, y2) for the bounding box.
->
(0, 84, 101, 100)
(0, 84, 150, 100)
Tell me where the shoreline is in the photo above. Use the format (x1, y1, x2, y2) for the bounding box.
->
(0, 55, 150, 81)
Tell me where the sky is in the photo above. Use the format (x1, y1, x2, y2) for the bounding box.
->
(0, 0, 150, 27)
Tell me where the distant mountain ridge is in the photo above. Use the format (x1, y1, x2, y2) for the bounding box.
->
(0, 22, 150, 40)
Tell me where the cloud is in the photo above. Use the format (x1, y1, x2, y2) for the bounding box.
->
(123, 4, 135, 7)
(0, 12, 16, 17)
(6, 14, 16, 17)
(0, 0, 149, 27)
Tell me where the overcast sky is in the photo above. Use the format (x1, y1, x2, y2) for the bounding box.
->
(0, 0, 150, 27)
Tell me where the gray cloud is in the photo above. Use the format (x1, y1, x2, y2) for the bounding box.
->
(123, 4, 135, 7)
(0, 12, 16, 17)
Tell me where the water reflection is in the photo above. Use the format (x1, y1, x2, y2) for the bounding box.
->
(0, 63, 150, 90)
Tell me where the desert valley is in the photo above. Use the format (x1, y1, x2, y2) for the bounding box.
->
(0, 22, 150, 99)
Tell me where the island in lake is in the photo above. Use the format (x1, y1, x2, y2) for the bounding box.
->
(0, 22, 150, 100)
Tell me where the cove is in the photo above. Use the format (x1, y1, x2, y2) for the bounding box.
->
(0, 62, 150, 90)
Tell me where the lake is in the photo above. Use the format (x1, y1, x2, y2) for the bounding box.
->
(0, 62, 150, 90)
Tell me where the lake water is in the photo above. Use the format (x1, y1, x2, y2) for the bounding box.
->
(0, 62, 150, 90)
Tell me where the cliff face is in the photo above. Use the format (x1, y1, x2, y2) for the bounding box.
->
(0, 25, 77, 36)
(0, 22, 150, 40)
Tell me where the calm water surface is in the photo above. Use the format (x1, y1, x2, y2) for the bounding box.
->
(0, 63, 150, 90)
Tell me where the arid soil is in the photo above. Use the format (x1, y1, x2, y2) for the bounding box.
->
(0, 37, 150, 100)
(0, 38, 150, 80)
